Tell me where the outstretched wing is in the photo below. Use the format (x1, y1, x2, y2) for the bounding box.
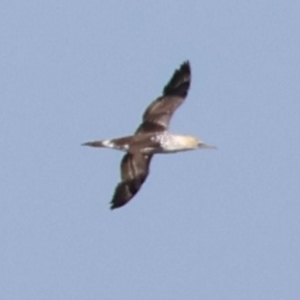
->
(136, 61, 191, 134)
(110, 153, 152, 209)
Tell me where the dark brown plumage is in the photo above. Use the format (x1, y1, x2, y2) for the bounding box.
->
(110, 153, 152, 209)
(82, 61, 215, 209)
(111, 61, 190, 209)
(136, 61, 191, 134)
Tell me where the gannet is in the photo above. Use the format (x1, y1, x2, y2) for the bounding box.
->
(83, 61, 215, 209)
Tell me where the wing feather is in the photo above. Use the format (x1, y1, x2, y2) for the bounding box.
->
(110, 153, 152, 209)
(136, 61, 191, 134)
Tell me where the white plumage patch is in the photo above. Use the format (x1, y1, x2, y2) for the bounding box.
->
(102, 140, 115, 148)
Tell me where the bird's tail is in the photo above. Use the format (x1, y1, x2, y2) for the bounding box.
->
(81, 139, 114, 148)
(82, 135, 134, 151)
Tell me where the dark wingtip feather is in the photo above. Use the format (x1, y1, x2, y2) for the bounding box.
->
(110, 202, 119, 210)
(109, 181, 133, 210)
(163, 61, 191, 97)
(110, 195, 131, 209)
(110, 198, 126, 210)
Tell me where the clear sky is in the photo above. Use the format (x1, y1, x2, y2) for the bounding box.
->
(1, 1, 300, 299)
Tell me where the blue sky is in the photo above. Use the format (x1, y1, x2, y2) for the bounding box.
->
(1, 0, 300, 299)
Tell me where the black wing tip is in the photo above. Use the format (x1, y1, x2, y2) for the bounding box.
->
(110, 196, 127, 210)
(110, 198, 130, 209)
(180, 60, 191, 70)
(110, 197, 125, 209)
(109, 181, 131, 210)
(163, 60, 191, 97)
(110, 202, 120, 210)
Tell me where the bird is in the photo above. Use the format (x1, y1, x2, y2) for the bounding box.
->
(82, 61, 215, 209)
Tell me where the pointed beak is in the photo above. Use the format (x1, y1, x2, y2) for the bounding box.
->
(198, 142, 217, 150)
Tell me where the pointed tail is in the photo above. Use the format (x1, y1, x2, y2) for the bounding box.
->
(81, 140, 112, 148)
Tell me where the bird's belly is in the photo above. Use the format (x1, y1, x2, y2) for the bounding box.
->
(140, 144, 189, 154)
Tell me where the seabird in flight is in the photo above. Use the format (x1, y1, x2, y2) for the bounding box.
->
(83, 61, 215, 209)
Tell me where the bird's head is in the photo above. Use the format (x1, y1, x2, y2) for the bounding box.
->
(175, 135, 216, 151)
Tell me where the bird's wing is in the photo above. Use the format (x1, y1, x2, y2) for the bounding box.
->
(136, 61, 191, 135)
(110, 153, 152, 209)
